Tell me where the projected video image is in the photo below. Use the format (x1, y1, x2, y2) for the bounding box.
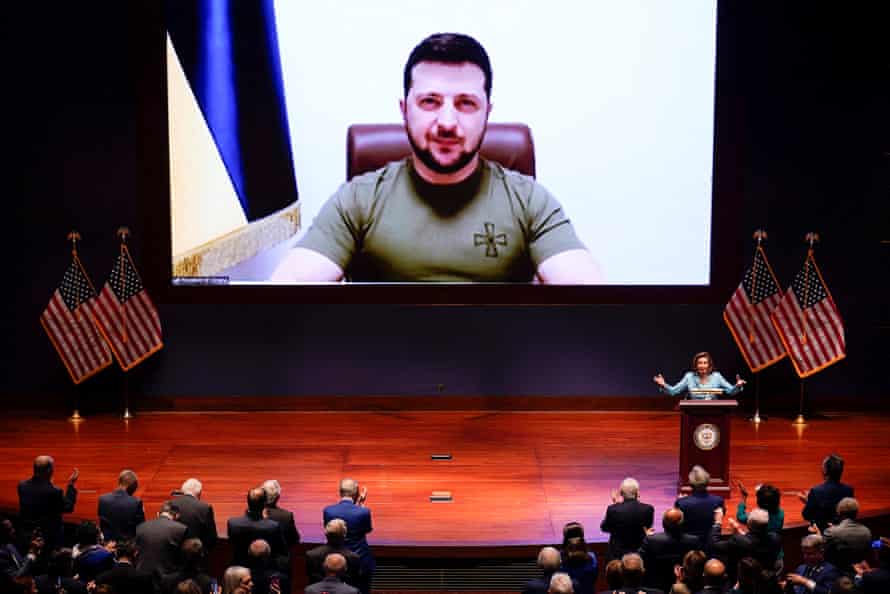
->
(167, 1, 717, 285)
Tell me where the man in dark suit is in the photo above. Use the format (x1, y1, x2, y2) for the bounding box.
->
(0, 519, 41, 580)
(169, 478, 218, 552)
(227, 487, 287, 566)
(523, 547, 564, 594)
(95, 539, 154, 594)
(638, 508, 699, 593)
(159, 538, 215, 594)
(247, 539, 290, 594)
(823, 497, 872, 573)
(800, 453, 854, 532)
(17, 455, 78, 549)
(305, 553, 359, 594)
(263, 480, 301, 547)
(98, 469, 145, 543)
(698, 558, 728, 594)
(306, 519, 362, 587)
(709, 507, 781, 584)
(600, 477, 654, 561)
(785, 534, 840, 594)
(613, 553, 664, 594)
(135, 501, 188, 580)
(323, 478, 374, 594)
(674, 465, 724, 547)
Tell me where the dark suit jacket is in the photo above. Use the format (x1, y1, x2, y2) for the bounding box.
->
(675, 490, 725, 545)
(227, 514, 288, 565)
(639, 530, 700, 593)
(305, 575, 360, 594)
(801, 481, 854, 532)
(306, 543, 362, 586)
(709, 525, 781, 582)
(247, 559, 290, 594)
(787, 562, 840, 594)
(135, 516, 188, 576)
(600, 499, 655, 560)
(159, 567, 215, 594)
(860, 567, 890, 594)
(17, 477, 77, 548)
(169, 494, 218, 550)
(266, 505, 301, 546)
(96, 561, 155, 594)
(0, 543, 35, 579)
(323, 500, 374, 572)
(823, 518, 872, 572)
(98, 488, 145, 542)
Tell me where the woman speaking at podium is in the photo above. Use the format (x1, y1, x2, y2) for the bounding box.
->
(653, 351, 746, 400)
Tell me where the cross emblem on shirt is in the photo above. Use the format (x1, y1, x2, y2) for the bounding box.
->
(474, 222, 507, 257)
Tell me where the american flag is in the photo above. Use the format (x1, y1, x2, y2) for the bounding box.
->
(92, 245, 163, 370)
(40, 257, 113, 383)
(771, 253, 846, 378)
(723, 245, 787, 372)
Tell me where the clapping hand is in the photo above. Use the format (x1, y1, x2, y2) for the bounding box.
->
(736, 480, 748, 499)
(357, 486, 368, 506)
(653, 374, 667, 388)
(735, 375, 747, 388)
(610, 489, 620, 504)
(68, 467, 80, 485)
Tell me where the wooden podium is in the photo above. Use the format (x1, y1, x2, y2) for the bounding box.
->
(678, 397, 737, 493)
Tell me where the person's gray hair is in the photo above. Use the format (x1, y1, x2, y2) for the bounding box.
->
(836, 497, 859, 519)
(325, 518, 348, 539)
(537, 546, 561, 572)
(262, 480, 281, 505)
(548, 572, 574, 594)
(221, 565, 250, 594)
(181, 478, 202, 497)
(619, 478, 640, 500)
(747, 508, 769, 531)
(801, 534, 824, 549)
(339, 478, 358, 498)
(688, 466, 710, 489)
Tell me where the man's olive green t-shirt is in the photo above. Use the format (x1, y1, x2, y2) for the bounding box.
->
(297, 158, 585, 282)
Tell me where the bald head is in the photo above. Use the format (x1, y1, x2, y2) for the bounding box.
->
(663, 508, 684, 531)
(703, 559, 726, 586)
(339, 479, 358, 499)
(33, 456, 54, 479)
(181, 478, 202, 498)
(548, 573, 573, 594)
(247, 487, 267, 516)
(325, 518, 348, 545)
(248, 539, 271, 559)
(323, 553, 347, 576)
(537, 547, 561, 572)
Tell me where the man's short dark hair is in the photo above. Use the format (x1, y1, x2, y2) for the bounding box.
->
(114, 540, 137, 560)
(756, 484, 781, 513)
(247, 487, 266, 516)
(823, 454, 845, 482)
(404, 33, 492, 99)
(77, 520, 100, 546)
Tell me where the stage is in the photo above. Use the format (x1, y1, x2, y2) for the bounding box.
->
(2, 409, 888, 547)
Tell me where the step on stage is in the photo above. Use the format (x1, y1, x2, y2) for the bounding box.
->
(2, 410, 889, 590)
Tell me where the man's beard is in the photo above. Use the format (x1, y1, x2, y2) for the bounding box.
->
(405, 125, 486, 175)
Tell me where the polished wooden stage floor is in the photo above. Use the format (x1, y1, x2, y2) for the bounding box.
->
(1, 411, 888, 547)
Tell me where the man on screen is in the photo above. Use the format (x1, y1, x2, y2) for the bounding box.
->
(270, 33, 602, 283)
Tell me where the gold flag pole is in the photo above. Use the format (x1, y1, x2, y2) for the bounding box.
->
(66, 231, 85, 423)
(117, 227, 134, 421)
(793, 232, 820, 425)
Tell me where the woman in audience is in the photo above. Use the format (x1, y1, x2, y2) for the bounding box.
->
(559, 523, 597, 594)
(222, 566, 253, 594)
(737, 482, 785, 570)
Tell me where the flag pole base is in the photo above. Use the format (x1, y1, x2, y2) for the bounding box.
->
(122, 408, 134, 420)
(748, 411, 767, 424)
(792, 414, 807, 425)
(68, 410, 84, 423)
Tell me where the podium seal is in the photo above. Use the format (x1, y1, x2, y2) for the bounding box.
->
(693, 423, 720, 451)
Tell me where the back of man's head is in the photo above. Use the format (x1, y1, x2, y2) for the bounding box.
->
(159, 501, 180, 519)
(181, 538, 204, 567)
(547, 572, 573, 594)
(536, 547, 561, 573)
(620, 553, 645, 587)
(339, 478, 359, 499)
(836, 497, 859, 520)
(76, 520, 100, 547)
(247, 487, 266, 516)
(181, 478, 202, 498)
(33, 455, 54, 479)
(324, 553, 347, 577)
(47, 548, 74, 578)
(604, 559, 623, 590)
(736, 557, 762, 591)
(822, 454, 845, 482)
(404, 33, 493, 100)
(702, 559, 726, 587)
(619, 477, 640, 500)
(746, 508, 769, 532)
(561, 522, 585, 544)
(688, 465, 710, 490)
(663, 507, 684, 532)
(118, 469, 138, 494)
(114, 539, 138, 561)
(248, 539, 271, 561)
(262, 480, 281, 506)
(325, 518, 348, 546)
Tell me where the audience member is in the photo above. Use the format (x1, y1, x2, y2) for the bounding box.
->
(600, 559, 623, 593)
(699, 558, 727, 594)
(306, 519, 362, 587)
(222, 565, 253, 594)
(262, 480, 301, 547)
(783, 534, 839, 594)
(668, 584, 691, 594)
(17, 456, 78, 549)
(160, 538, 215, 594)
(323, 479, 374, 594)
(177, 579, 204, 594)
(673, 549, 706, 593)
(34, 548, 86, 594)
(800, 454, 854, 532)
(524, 547, 565, 594)
(548, 572, 574, 594)
(227, 488, 287, 567)
(830, 575, 856, 593)
(822, 497, 872, 573)
(639, 508, 699, 593)
(170, 478, 219, 552)
(0, 518, 41, 580)
(675, 466, 724, 547)
(600, 478, 654, 561)
(560, 534, 598, 594)
(247, 539, 289, 594)
(617, 552, 662, 594)
(71, 520, 113, 583)
(853, 536, 890, 593)
(136, 501, 188, 579)
(710, 508, 781, 584)
(98, 469, 146, 543)
(95, 539, 153, 594)
(305, 553, 358, 594)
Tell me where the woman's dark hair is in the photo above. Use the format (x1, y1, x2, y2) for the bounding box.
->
(404, 33, 492, 99)
(562, 521, 585, 544)
(756, 484, 781, 514)
(562, 536, 589, 564)
(604, 559, 623, 589)
(681, 550, 707, 592)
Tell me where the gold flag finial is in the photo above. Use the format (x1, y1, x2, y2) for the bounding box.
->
(117, 227, 131, 243)
(752, 229, 768, 244)
(67, 230, 82, 256)
(804, 232, 820, 251)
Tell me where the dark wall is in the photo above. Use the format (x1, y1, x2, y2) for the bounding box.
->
(6, 3, 888, 407)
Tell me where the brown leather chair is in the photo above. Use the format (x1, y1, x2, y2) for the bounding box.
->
(346, 123, 536, 180)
